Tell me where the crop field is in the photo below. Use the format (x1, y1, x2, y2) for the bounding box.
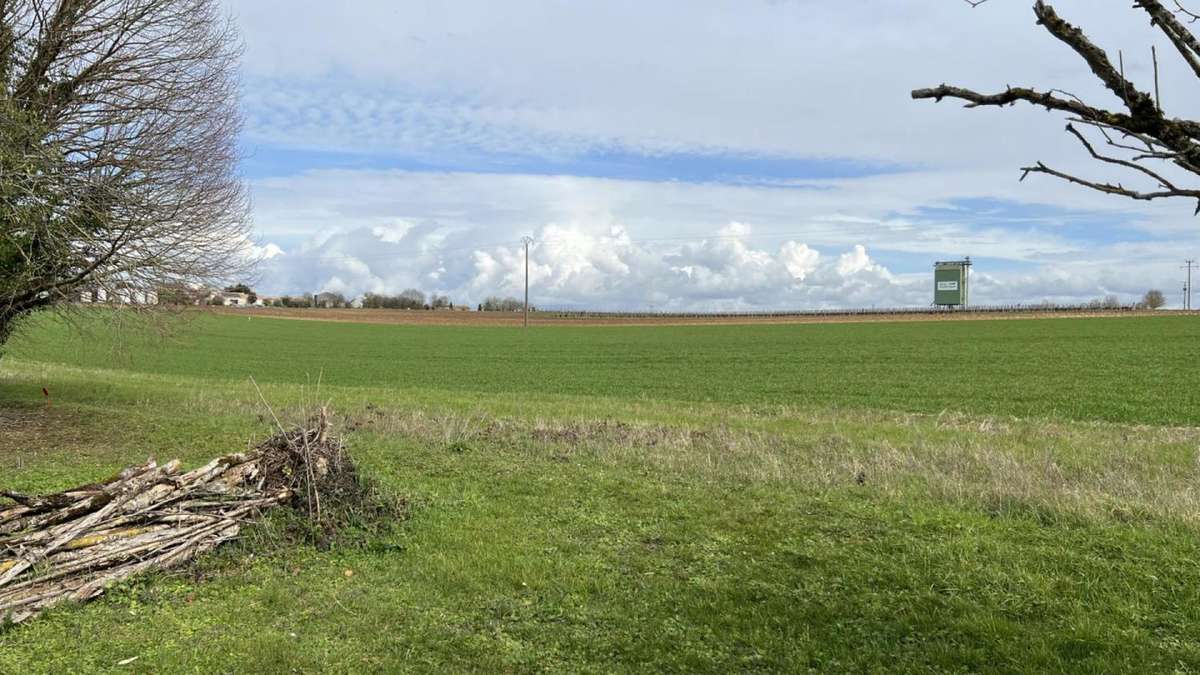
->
(2, 311, 1200, 672)
(10, 311, 1200, 425)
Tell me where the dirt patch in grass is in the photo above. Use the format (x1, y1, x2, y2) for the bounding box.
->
(0, 406, 89, 450)
(0, 405, 145, 490)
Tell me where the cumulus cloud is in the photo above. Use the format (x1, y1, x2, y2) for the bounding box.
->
(780, 242, 820, 281)
(264, 219, 1162, 311)
(245, 168, 1197, 308)
(836, 245, 879, 277)
(246, 242, 285, 261)
(263, 212, 1182, 304)
(371, 220, 415, 244)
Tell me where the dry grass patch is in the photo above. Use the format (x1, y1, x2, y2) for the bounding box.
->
(340, 405, 1200, 527)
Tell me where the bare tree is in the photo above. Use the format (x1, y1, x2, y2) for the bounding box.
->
(480, 296, 523, 312)
(1142, 288, 1167, 309)
(913, 1, 1200, 213)
(0, 0, 250, 346)
(398, 288, 425, 309)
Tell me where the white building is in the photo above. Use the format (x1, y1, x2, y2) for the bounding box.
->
(219, 292, 252, 307)
(78, 286, 159, 305)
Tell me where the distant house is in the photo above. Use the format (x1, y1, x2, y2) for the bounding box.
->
(218, 291, 252, 307)
(349, 297, 364, 309)
(78, 287, 107, 304)
(78, 285, 159, 306)
(313, 292, 345, 308)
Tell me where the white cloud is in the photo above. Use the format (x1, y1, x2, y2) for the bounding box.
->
(371, 220, 415, 244)
(780, 242, 820, 281)
(837, 245, 878, 277)
(250, 167, 1180, 262)
(253, 209, 1181, 309)
(263, 219, 921, 309)
(246, 242, 285, 261)
(245, 168, 1200, 307)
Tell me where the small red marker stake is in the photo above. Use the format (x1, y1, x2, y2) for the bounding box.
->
(42, 387, 51, 408)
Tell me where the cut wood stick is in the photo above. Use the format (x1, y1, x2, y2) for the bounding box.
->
(0, 412, 347, 625)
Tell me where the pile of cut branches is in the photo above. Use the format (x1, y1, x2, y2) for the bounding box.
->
(0, 409, 356, 625)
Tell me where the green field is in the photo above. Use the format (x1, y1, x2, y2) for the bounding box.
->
(10, 312, 1200, 424)
(2, 312, 1200, 672)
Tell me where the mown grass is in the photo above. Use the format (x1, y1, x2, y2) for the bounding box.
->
(2, 312, 1200, 672)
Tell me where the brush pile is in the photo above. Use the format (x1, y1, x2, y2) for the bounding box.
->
(0, 410, 353, 625)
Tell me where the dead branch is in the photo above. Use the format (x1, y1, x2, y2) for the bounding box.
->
(913, 0, 1200, 212)
(1019, 161, 1200, 214)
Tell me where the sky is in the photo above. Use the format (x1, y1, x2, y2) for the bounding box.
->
(226, 0, 1200, 310)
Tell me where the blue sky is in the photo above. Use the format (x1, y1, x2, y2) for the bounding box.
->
(240, 146, 905, 184)
(228, 0, 1200, 309)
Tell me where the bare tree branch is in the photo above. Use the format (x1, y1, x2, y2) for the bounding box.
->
(1020, 161, 1200, 213)
(1175, 2, 1200, 23)
(1062, 123, 1184, 191)
(1138, 1, 1200, 79)
(913, 0, 1200, 213)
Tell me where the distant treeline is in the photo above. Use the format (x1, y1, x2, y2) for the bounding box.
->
(270, 295, 320, 308)
(478, 296, 526, 312)
(362, 290, 450, 310)
(356, 293, 526, 311)
(537, 300, 1144, 320)
(264, 291, 526, 311)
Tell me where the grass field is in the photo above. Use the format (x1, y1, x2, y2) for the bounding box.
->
(9, 312, 1200, 425)
(2, 311, 1200, 672)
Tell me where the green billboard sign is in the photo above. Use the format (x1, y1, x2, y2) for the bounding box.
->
(934, 261, 970, 306)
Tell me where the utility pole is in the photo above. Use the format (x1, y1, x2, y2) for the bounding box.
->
(521, 236, 534, 328)
(1184, 260, 1197, 311)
